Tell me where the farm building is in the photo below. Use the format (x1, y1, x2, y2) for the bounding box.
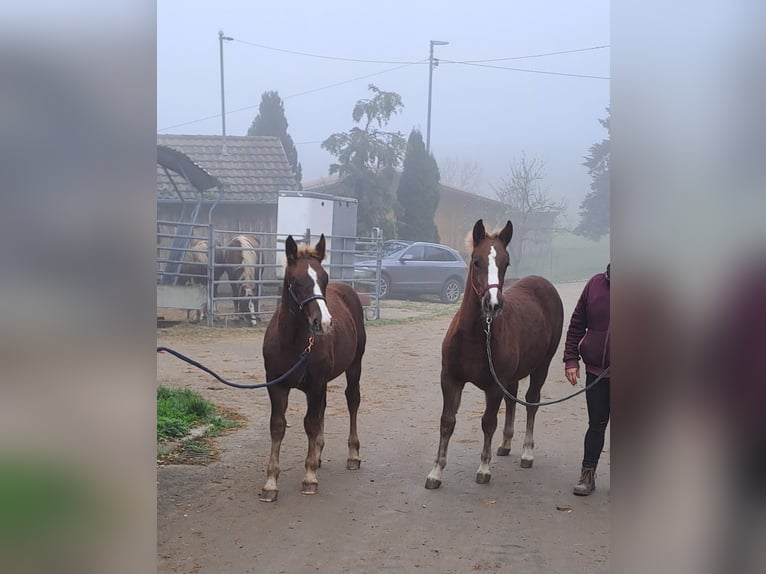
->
(303, 174, 556, 272)
(157, 134, 299, 234)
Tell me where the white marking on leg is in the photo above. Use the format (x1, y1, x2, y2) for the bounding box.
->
(522, 429, 535, 462)
(307, 266, 332, 330)
(521, 446, 534, 462)
(477, 461, 491, 476)
(248, 299, 257, 325)
(263, 476, 278, 491)
(426, 463, 443, 483)
(303, 467, 318, 486)
(488, 246, 499, 306)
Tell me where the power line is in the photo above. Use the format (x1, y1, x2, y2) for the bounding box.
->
(232, 37, 608, 65)
(158, 62, 418, 132)
(283, 63, 418, 100)
(442, 60, 610, 80)
(232, 38, 424, 65)
(461, 45, 609, 63)
(158, 41, 609, 132)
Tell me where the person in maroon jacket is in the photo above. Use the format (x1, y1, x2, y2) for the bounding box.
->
(564, 263, 610, 496)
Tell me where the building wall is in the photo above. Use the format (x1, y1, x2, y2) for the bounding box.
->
(434, 188, 557, 277)
(435, 189, 509, 254)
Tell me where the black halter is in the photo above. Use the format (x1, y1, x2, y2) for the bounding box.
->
(288, 284, 327, 312)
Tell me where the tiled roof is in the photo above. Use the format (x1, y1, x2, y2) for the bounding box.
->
(157, 134, 299, 202)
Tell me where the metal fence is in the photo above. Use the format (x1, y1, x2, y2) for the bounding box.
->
(156, 223, 384, 326)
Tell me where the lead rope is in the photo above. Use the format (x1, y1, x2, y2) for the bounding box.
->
(484, 316, 609, 407)
(157, 335, 314, 390)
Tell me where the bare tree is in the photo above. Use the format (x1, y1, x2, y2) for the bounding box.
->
(492, 152, 566, 271)
(439, 156, 484, 191)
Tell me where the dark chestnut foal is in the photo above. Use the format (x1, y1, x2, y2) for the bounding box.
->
(260, 234, 366, 501)
(425, 219, 563, 489)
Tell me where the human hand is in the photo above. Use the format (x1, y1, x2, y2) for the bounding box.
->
(565, 366, 580, 386)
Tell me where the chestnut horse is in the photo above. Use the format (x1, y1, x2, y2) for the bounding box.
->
(221, 234, 261, 326)
(425, 219, 563, 489)
(260, 234, 366, 502)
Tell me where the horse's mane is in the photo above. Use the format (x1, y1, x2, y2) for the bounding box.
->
(231, 235, 259, 283)
(464, 227, 505, 252)
(297, 245, 322, 259)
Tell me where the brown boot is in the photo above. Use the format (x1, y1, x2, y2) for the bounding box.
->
(573, 467, 596, 496)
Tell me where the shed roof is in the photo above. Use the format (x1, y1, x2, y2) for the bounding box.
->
(157, 134, 299, 203)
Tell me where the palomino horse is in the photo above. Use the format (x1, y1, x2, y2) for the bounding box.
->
(260, 234, 366, 502)
(425, 219, 563, 489)
(222, 234, 261, 326)
(179, 238, 224, 322)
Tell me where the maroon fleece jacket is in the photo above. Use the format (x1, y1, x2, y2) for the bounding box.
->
(564, 269, 610, 376)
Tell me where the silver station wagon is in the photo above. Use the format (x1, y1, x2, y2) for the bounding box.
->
(357, 242, 468, 303)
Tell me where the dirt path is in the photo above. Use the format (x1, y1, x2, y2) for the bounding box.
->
(157, 281, 609, 574)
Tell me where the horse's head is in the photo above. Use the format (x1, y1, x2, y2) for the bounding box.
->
(469, 219, 513, 320)
(284, 234, 333, 334)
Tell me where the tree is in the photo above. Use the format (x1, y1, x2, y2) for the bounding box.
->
(322, 85, 406, 237)
(396, 129, 440, 242)
(575, 108, 610, 240)
(493, 152, 565, 271)
(439, 156, 484, 192)
(247, 91, 302, 188)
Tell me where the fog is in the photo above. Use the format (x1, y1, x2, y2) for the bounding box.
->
(157, 0, 610, 224)
(4, 2, 765, 573)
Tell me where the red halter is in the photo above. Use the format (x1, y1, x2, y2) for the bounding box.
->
(468, 261, 501, 299)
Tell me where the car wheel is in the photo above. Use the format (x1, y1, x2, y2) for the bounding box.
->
(378, 274, 390, 300)
(441, 278, 462, 303)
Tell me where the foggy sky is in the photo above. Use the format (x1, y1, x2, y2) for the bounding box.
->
(157, 0, 610, 226)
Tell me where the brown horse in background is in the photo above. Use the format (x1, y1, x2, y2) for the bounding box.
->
(179, 238, 224, 322)
(222, 234, 261, 326)
(425, 219, 563, 489)
(260, 234, 366, 502)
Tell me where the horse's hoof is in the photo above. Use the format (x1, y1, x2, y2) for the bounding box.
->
(424, 477, 442, 490)
(259, 490, 278, 502)
(520, 458, 534, 468)
(496, 447, 511, 456)
(476, 472, 491, 484)
(346, 459, 361, 470)
(301, 482, 319, 495)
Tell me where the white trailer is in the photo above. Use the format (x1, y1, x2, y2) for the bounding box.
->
(275, 191, 358, 279)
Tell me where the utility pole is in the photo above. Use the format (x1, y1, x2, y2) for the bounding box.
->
(426, 39, 449, 154)
(218, 30, 233, 155)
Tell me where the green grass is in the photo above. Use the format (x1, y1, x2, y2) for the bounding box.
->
(157, 386, 238, 442)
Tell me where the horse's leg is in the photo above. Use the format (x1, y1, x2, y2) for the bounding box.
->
(314, 384, 327, 469)
(316, 400, 325, 469)
(344, 359, 362, 470)
(496, 384, 519, 456)
(301, 385, 327, 495)
(425, 373, 465, 489)
(260, 384, 289, 502)
(521, 369, 548, 468)
(476, 388, 503, 484)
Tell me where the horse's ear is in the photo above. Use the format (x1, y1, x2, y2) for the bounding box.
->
(472, 219, 486, 247)
(498, 220, 514, 247)
(285, 235, 298, 263)
(314, 234, 326, 261)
